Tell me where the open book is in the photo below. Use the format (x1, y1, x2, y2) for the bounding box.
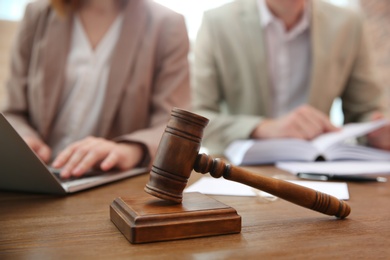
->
(224, 119, 390, 166)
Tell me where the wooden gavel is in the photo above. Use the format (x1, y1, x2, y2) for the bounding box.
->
(145, 108, 351, 218)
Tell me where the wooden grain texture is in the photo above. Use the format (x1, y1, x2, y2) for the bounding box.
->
(145, 108, 350, 218)
(145, 108, 209, 203)
(1, 166, 390, 259)
(195, 154, 350, 218)
(110, 192, 241, 243)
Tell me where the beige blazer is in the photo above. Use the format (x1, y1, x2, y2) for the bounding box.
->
(1, 0, 191, 165)
(193, 0, 381, 154)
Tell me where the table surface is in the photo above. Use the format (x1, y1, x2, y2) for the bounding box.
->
(1, 165, 389, 259)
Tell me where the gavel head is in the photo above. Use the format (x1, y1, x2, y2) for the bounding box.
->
(144, 108, 209, 203)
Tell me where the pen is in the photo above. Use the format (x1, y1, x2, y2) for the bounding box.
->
(297, 172, 387, 183)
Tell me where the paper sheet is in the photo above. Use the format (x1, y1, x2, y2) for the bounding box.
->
(276, 161, 390, 175)
(311, 119, 387, 152)
(184, 176, 349, 200)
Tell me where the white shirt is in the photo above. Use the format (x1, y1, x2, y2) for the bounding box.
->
(48, 14, 124, 158)
(258, 0, 311, 118)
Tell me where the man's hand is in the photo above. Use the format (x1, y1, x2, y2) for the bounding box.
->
(366, 112, 390, 151)
(52, 137, 144, 179)
(24, 136, 52, 163)
(251, 105, 339, 140)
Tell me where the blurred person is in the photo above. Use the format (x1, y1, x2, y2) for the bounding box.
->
(193, 0, 390, 154)
(1, 0, 190, 178)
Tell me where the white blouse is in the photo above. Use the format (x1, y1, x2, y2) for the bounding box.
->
(48, 14, 124, 158)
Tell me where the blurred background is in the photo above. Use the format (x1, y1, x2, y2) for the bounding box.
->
(0, 0, 389, 124)
(0, 0, 361, 41)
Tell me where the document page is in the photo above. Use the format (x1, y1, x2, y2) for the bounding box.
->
(224, 119, 388, 165)
(311, 119, 387, 152)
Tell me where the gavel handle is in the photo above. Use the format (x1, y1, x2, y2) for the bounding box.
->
(194, 154, 351, 218)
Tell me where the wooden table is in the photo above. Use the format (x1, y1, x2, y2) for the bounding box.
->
(1, 166, 389, 259)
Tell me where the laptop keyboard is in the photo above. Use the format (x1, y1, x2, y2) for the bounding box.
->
(48, 166, 104, 180)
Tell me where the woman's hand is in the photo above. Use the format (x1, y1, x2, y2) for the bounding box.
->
(52, 136, 144, 179)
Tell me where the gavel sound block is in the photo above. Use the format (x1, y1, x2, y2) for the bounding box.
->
(110, 108, 351, 244)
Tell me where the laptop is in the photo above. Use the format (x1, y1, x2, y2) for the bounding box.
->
(0, 113, 148, 194)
